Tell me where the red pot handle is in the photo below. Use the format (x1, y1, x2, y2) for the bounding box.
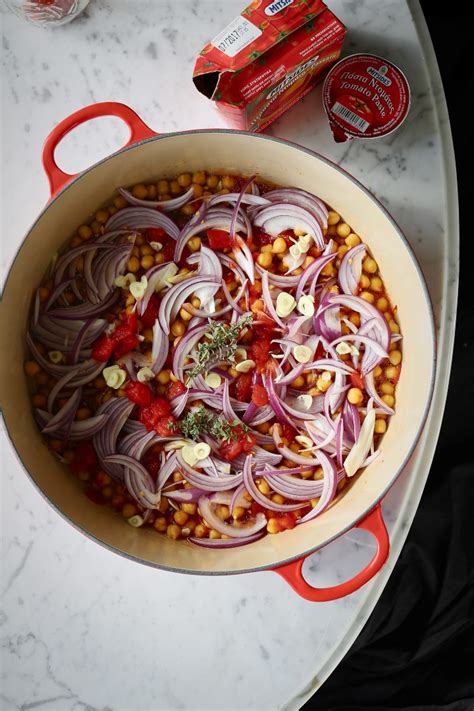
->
(42, 101, 157, 197)
(273, 505, 389, 602)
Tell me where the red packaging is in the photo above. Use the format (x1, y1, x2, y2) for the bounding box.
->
(193, 0, 346, 132)
(322, 53, 411, 142)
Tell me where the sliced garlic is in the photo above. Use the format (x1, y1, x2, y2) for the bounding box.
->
(103, 364, 127, 390)
(293, 345, 312, 364)
(235, 359, 256, 373)
(205, 372, 222, 389)
(295, 434, 313, 448)
(163, 440, 189, 451)
(154, 263, 178, 291)
(289, 243, 302, 259)
(321, 371, 332, 382)
(276, 291, 296, 318)
(130, 275, 148, 300)
(296, 394, 313, 410)
(127, 515, 144, 528)
(150, 241, 163, 251)
(137, 366, 155, 382)
(336, 342, 353, 355)
(182, 445, 199, 467)
(293, 228, 307, 237)
(234, 347, 247, 363)
(114, 272, 136, 289)
(48, 350, 64, 364)
(167, 269, 191, 285)
(194, 442, 211, 461)
(297, 294, 315, 317)
(297, 234, 312, 253)
(344, 409, 376, 477)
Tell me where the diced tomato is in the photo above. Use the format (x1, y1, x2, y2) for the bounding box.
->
(161, 240, 175, 262)
(146, 227, 167, 242)
(125, 381, 153, 407)
(139, 398, 172, 431)
(95, 470, 112, 487)
(155, 415, 178, 437)
(71, 443, 97, 474)
(250, 337, 272, 370)
(141, 294, 160, 329)
(240, 431, 257, 453)
(113, 313, 137, 341)
(250, 501, 266, 516)
(167, 380, 187, 400)
(275, 512, 297, 531)
(279, 229, 297, 246)
(220, 439, 243, 461)
(91, 335, 115, 362)
(251, 384, 268, 407)
(113, 333, 140, 358)
(235, 373, 252, 402)
(350, 372, 365, 390)
(207, 228, 233, 250)
(282, 423, 297, 444)
(142, 451, 162, 480)
(252, 226, 273, 248)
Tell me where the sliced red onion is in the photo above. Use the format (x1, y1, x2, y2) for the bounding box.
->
(305, 358, 355, 375)
(295, 253, 336, 301)
(69, 319, 105, 364)
(261, 271, 285, 328)
(105, 454, 160, 509)
(105, 207, 179, 240)
(27, 333, 104, 385)
(364, 370, 395, 415)
(118, 185, 194, 211)
(174, 212, 246, 263)
(43, 386, 82, 434)
(248, 405, 275, 426)
(338, 244, 366, 295)
(48, 289, 120, 321)
(93, 398, 135, 479)
(172, 322, 209, 381)
(222, 278, 247, 315)
(256, 265, 300, 288)
(264, 372, 296, 429)
(63, 414, 108, 441)
(209, 192, 269, 208)
(233, 236, 255, 285)
(273, 425, 324, 466)
(218, 253, 247, 286)
(263, 188, 328, 229)
(158, 275, 219, 334)
(242, 455, 303, 512)
(335, 414, 344, 468)
(342, 398, 361, 444)
(164, 487, 206, 502)
(176, 451, 243, 491)
(54, 242, 111, 285)
(189, 532, 265, 548)
(253, 203, 324, 250)
(136, 261, 174, 317)
(151, 318, 169, 374)
(47, 370, 77, 413)
(330, 334, 389, 359)
(274, 363, 305, 386)
(305, 414, 337, 453)
(188, 245, 223, 311)
(296, 449, 338, 524)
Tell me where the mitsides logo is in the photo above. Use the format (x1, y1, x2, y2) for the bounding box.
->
(265, 0, 293, 16)
(367, 65, 392, 86)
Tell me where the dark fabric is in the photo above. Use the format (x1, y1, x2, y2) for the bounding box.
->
(303, 5, 474, 711)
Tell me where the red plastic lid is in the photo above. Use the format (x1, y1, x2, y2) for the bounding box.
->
(322, 53, 410, 143)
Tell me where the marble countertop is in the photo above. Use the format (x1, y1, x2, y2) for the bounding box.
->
(0, 1, 457, 710)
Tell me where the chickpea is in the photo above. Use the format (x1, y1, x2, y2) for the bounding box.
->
(336, 222, 351, 238)
(131, 246, 140, 258)
(389, 320, 400, 333)
(363, 257, 378, 274)
(157, 179, 169, 194)
(194, 523, 208, 538)
(206, 174, 219, 189)
(70, 236, 82, 247)
(337, 245, 349, 258)
(272, 237, 287, 254)
(181, 503, 197, 515)
(216, 505, 230, 521)
(135, 234, 145, 246)
(371, 276, 383, 292)
(345, 233, 361, 247)
(360, 275, 370, 289)
(191, 297, 201, 308)
(313, 467, 324, 480)
(153, 517, 167, 532)
(141, 255, 155, 270)
(272, 494, 285, 505)
(157, 369, 171, 384)
(78, 224, 93, 240)
(141, 328, 153, 343)
(158, 497, 170, 513)
(232, 506, 245, 520)
(257, 252, 273, 268)
(174, 510, 189, 526)
(32, 393, 47, 408)
(267, 518, 280, 534)
(187, 236, 201, 252)
(347, 387, 364, 405)
(257, 479, 270, 495)
(36, 372, 49, 385)
(316, 377, 331, 392)
(170, 180, 181, 195)
(24, 360, 41, 377)
(192, 171, 206, 185)
(327, 225, 337, 236)
(260, 244, 273, 254)
(301, 469, 313, 480)
(360, 291, 375, 304)
(382, 394, 395, 408)
(177, 173, 192, 187)
(228, 367, 239, 378)
(349, 312, 360, 327)
(256, 422, 271, 434)
(179, 305, 194, 322)
(122, 503, 138, 519)
(131, 184, 148, 199)
(303, 256, 316, 269)
(95, 209, 109, 224)
(380, 382, 394, 395)
(376, 296, 388, 311)
(389, 350, 402, 366)
(38, 286, 50, 302)
(221, 175, 235, 189)
(251, 298, 264, 313)
(167, 524, 181, 540)
(140, 244, 154, 256)
(321, 262, 335, 277)
(153, 252, 165, 265)
(291, 375, 305, 388)
(191, 183, 203, 198)
(171, 320, 186, 337)
(114, 195, 128, 209)
(76, 407, 92, 420)
(127, 256, 140, 273)
(181, 203, 196, 217)
(373, 365, 383, 378)
(385, 366, 398, 380)
(327, 211, 340, 225)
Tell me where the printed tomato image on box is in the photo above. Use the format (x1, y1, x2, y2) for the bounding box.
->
(193, 0, 347, 132)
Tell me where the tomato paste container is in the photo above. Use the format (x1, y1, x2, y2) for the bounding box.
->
(193, 0, 346, 132)
(322, 53, 411, 143)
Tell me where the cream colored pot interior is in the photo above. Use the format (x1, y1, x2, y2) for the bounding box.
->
(0, 132, 435, 574)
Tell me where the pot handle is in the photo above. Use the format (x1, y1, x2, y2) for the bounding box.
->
(42, 101, 157, 197)
(273, 505, 389, 602)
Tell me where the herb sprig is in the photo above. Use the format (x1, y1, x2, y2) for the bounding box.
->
(180, 406, 251, 442)
(186, 313, 253, 383)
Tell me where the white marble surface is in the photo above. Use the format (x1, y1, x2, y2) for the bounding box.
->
(0, 1, 457, 710)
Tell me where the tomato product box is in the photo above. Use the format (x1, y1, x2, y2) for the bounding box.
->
(193, 0, 347, 132)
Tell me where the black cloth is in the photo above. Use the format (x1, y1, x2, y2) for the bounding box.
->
(304, 5, 474, 710)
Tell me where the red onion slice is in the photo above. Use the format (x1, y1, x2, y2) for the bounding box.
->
(242, 455, 303, 512)
(158, 275, 219, 335)
(118, 185, 194, 211)
(43, 386, 82, 434)
(364, 370, 395, 415)
(338, 244, 366, 295)
(295, 253, 336, 301)
(189, 531, 265, 548)
(105, 207, 179, 240)
(296, 450, 338, 524)
(263, 188, 328, 228)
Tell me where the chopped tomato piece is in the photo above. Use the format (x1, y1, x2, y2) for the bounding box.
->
(155, 415, 178, 437)
(114, 313, 137, 341)
(142, 451, 162, 480)
(235, 373, 252, 402)
(350, 372, 365, 390)
(71, 443, 97, 473)
(146, 227, 167, 241)
(250, 337, 272, 370)
(275, 512, 296, 531)
(282, 423, 297, 444)
(113, 333, 140, 358)
(141, 294, 160, 329)
(125, 381, 153, 407)
(167, 380, 187, 400)
(207, 228, 233, 250)
(139, 398, 172, 431)
(250, 501, 266, 515)
(240, 431, 257, 453)
(220, 439, 243, 461)
(161, 240, 175, 262)
(279, 229, 297, 246)
(91, 335, 115, 362)
(252, 226, 273, 248)
(251, 384, 268, 407)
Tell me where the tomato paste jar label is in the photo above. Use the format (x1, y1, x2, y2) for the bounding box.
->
(322, 53, 410, 142)
(193, 0, 346, 132)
